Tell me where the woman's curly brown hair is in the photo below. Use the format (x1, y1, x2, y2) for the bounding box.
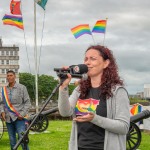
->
(79, 45, 124, 99)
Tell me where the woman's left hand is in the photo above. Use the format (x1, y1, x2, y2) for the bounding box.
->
(73, 112, 95, 122)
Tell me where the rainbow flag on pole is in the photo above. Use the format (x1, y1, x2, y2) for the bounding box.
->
(71, 24, 92, 39)
(130, 103, 143, 115)
(92, 20, 107, 34)
(2, 14, 24, 30)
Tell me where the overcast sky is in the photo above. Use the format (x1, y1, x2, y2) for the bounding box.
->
(0, 0, 150, 94)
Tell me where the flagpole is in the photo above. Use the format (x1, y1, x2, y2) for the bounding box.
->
(103, 18, 108, 46)
(91, 34, 96, 45)
(34, 1, 38, 113)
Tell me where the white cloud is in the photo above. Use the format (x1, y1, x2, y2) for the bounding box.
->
(0, 0, 150, 94)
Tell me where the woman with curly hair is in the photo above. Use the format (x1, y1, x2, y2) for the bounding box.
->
(58, 45, 130, 150)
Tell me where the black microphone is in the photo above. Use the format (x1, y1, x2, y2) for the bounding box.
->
(54, 64, 88, 80)
(58, 73, 88, 80)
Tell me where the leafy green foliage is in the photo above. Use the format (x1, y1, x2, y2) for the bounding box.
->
(38, 74, 58, 101)
(19, 73, 59, 102)
(129, 97, 150, 105)
(19, 73, 35, 101)
(19, 73, 76, 103)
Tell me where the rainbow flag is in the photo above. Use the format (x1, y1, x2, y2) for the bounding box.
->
(75, 98, 99, 116)
(92, 20, 106, 33)
(130, 104, 143, 115)
(71, 24, 92, 39)
(2, 14, 24, 30)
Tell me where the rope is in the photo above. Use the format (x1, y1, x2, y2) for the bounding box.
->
(20, 0, 32, 74)
(21, 0, 35, 97)
(23, 30, 36, 97)
(23, 32, 32, 74)
(20, 0, 47, 100)
(37, 10, 46, 74)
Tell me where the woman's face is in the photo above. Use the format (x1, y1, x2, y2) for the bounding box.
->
(84, 49, 109, 78)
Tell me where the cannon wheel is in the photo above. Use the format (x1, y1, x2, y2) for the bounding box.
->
(126, 122, 141, 150)
(0, 118, 4, 140)
(30, 115, 49, 132)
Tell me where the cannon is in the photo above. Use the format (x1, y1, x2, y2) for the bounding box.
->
(28, 107, 58, 132)
(126, 110, 150, 150)
(0, 107, 58, 140)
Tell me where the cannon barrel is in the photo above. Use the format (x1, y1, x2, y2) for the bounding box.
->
(130, 110, 150, 123)
(41, 107, 58, 116)
(28, 107, 58, 121)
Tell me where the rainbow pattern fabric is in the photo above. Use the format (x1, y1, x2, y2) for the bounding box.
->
(75, 98, 100, 116)
(71, 24, 92, 39)
(2, 86, 28, 120)
(130, 104, 143, 115)
(2, 14, 24, 30)
(92, 20, 106, 33)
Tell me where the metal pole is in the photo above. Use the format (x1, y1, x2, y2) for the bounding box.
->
(103, 18, 108, 46)
(34, 1, 38, 113)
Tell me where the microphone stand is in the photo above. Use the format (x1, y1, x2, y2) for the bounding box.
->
(20, 125, 29, 150)
(13, 82, 62, 150)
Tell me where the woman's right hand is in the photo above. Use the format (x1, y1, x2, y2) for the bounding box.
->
(59, 73, 72, 90)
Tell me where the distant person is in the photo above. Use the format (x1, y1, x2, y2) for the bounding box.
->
(58, 45, 130, 150)
(0, 70, 31, 150)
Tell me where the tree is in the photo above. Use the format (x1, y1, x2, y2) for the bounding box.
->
(19, 73, 76, 103)
(19, 73, 59, 103)
(19, 73, 35, 101)
(38, 74, 58, 102)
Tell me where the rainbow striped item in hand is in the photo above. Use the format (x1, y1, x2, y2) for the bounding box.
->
(75, 98, 100, 116)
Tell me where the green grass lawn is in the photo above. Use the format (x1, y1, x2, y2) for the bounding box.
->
(138, 131, 150, 150)
(0, 120, 150, 150)
(0, 120, 71, 150)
